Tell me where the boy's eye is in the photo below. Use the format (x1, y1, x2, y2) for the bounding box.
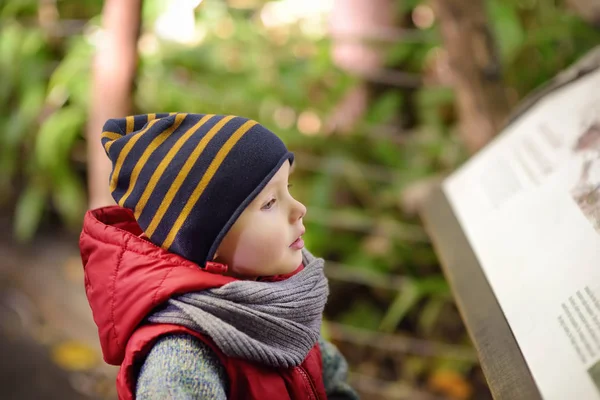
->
(262, 198, 276, 210)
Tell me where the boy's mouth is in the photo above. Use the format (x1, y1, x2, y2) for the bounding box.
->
(289, 229, 305, 250)
(289, 236, 304, 250)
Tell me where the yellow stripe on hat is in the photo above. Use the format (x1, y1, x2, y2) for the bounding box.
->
(133, 114, 217, 220)
(161, 119, 258, 250)
(118, 113, 187, 207)
(102, 131, 122, 141)
(109, 118, 161, 193)
(125, 116, 134, 134)
(102, 131, 122, 152)
(144, 115, 236, 238)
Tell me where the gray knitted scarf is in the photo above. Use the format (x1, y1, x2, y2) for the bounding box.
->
(147, 249, 329, 368)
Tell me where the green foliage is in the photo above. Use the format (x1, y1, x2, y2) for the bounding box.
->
(339, 301, 386, 331)
(380, 276, 450, 333)
(489, 0, 526, 61)
(489, 0, 600, 97)
(14, 181, 47, 241)
(0, 10, 90, 239)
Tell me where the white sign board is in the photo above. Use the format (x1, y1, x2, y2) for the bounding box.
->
(444, 68, 600, 400)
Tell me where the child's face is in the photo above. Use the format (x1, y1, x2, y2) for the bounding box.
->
(215, 160, 307, 279)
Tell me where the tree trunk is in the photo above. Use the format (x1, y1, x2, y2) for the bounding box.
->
(86, 0, 142, 209)
(329, 0, 396, 75)
(567, 0, 600, 27)
(433, 0, 511, 153)
(327, 0, 398, 134)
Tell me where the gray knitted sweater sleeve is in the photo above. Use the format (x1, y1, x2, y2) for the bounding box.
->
(135, 334, 359, 399)
(136, 334, 229, 399)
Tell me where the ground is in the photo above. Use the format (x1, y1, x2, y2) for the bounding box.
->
(0, 328, 89, 400)
(0, 225, 117, 400)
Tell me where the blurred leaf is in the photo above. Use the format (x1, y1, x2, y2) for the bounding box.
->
(342, 246, 390, 273)
(4, 85, 45, 146)
(416, 276, 450, 296)
(379, 279, 421, 332)
(48, 36, 93, 107)
(338, 301, 384, 331)
(372, 139, 403, 167)
(387, 42, 415, 65)
(1, 0, 38, 18)
(51, 340, 99, 372)
(418, 297, 447, 336)
(19, 84, 46, 124)
(489, 0, 525, 61)
(52, 168, 87, 230)
(14, 182, 47, 242)
(20, 27, 45, 57)
(416, 87, 455, 131)
(35, 107, 85, 171)
(364, 91, 403, 124)
(0, 23, 23, 78)
(395, 0, 423, 14)
(304, 161, 337, 254)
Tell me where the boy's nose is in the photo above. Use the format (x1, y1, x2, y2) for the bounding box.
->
(290, 199, 307, 223)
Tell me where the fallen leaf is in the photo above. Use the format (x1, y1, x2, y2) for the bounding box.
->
(51, 340, 99, 371)
(428, 368, 473, 400)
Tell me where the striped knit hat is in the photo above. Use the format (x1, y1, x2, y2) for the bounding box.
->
(101, 113, 294, 267)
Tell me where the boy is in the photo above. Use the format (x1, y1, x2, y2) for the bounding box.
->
(79, 113, 359, 399)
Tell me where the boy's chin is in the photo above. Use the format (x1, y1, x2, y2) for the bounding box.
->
(275, 257, 303, 276)
(290, 250, 303, 266)
(234, 260, 299, 279)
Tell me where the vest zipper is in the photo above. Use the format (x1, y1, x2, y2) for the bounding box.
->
(296, 365, 318, 400)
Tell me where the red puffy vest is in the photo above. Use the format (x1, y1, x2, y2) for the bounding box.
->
(79, 206, 327, 399)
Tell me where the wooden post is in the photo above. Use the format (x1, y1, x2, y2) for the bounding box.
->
(86, 0, 142, 209)
(433, 0, 511, 153)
